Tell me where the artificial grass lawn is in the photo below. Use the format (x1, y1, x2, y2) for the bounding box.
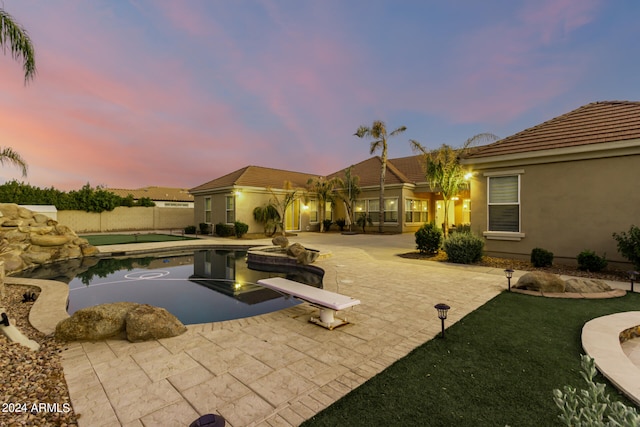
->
(82, 233, 198, 246)
(302, 291, 640, 427)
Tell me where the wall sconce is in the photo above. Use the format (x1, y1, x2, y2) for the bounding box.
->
(434, 303, 450, 338)
(629, 271, 639, 292)
(504, 269, 514, 292)
(464, 172, 473, 180)
(234, 190, 241, 196)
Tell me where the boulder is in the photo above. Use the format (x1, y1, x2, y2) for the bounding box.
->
(30, 234, 70, 247)
(515, 271, 566, 293)
(125, 304, 187, 342)
(286, 243, 319, 265)
(564, 278, 612, 293)
(272, 236, 289, 248)
(55, 302, 138, 341)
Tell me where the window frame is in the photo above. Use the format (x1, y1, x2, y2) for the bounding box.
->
(225, 195, 235, 224)
(483, 170, 526, 241)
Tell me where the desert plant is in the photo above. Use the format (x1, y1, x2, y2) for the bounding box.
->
(215, 222, 234, 237)
(184, 225, 196, 234)
(415, 222, 443, 255)
(443, 232, 484, 264)
(553, 354, 640, 426)
(612, 225, 640, 270)
(199, 222, 210, 235)
(577, 250, 608, 272)
(322, 219, 333, 232)
(234, 221, 248, 238)
(253, 203, 280, 236)
(356, 213, 373, 233)
(335, 218, 346, 231)
(531, 247, 554, 267)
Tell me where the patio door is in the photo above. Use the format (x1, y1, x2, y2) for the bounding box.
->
(435, 200, 455, 230)
(285, 200, 300, 231)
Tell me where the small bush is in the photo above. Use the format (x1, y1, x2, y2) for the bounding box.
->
(577, 250, 608, 272)
(199, 222, 210, 234)
(322, 219, 333, 232)
(215, 222, 234, 237)
(356, 213, 373, 233)
(531, 247, 554, 267)
(184, 225, 196, 234)
(335, 218, 346, 231)
(234, 221, 248, 238)
(415, 222, 443, 255)
(443, 232, 484, 264)
(613, 225, 640, 269)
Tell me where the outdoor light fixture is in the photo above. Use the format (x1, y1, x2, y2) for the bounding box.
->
(434, 303, 450, 338)
(629, 271, 639, 293)
(504, 269, 514, 292)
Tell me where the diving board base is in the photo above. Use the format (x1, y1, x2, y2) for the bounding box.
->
(309, 307, 351, 330)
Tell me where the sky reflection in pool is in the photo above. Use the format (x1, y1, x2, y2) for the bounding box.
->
(64, 249, 301, 325)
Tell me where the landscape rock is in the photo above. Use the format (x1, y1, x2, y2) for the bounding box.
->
(286, 242, 319, 265)
(564, 278, 612, 293)
(125, 304, 187, 342)
(515, 271, 566, 293)
(55, 302, 138, 341)
(272, 235, 289, 248)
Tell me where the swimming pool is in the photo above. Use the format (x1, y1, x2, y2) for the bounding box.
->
(19, 249, 316, 325)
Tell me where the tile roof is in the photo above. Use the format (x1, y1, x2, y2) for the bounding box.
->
(327, 156, 424, 187)
(108, 186, 194, 202)
(189, 165, 319, 193)
(464, 101, 640, 159)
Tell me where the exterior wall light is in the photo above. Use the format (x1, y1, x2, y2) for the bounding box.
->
(434, 303, 450, 338)
(504, 269, 514, 292)
(629, 271, 639, 293)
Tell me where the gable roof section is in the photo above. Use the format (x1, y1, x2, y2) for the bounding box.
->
(108, 186, 194, 202)
(190, 165, 319, 193)
(464, 101, 640, 159)
(327, 156, 420, 187)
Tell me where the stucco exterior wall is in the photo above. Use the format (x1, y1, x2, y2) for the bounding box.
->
(57, 207, 193, 233)
(470, 154, 640, 265)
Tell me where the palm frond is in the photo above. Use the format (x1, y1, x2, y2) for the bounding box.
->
(0, 147, 28, 176)
(0, 8, 36, 83)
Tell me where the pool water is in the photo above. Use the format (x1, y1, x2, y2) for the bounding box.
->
(22, 249, 308, 325)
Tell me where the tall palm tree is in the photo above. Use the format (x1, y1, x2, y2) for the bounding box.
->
(307, 176, 342, 232)
(336, 166, 361, 232)
(0, 147, 27, 177)
(1, 7, 37, 83)
(410, 133, 498, 238)
(355, 120, 406, 233)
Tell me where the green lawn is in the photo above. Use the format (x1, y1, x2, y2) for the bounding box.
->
(302, 291, 640, 427)
(82, 233, 198, 246)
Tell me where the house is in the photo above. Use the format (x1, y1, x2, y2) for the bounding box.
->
(107, 186, 194, 208)
(461, 101, 640, 266)
(190, 158, 471, 234)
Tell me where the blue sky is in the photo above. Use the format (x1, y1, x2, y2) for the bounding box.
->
(1, 0, 638, 190)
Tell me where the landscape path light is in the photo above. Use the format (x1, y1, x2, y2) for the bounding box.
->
(434, 303, 450, 338)
(629, 271, 639, 293)
(504, 269, 514, 292)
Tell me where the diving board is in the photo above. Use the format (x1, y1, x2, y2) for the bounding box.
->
(257, 277, 360, 330)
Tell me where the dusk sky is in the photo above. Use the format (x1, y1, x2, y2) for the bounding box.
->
(1, 1, 638, 191)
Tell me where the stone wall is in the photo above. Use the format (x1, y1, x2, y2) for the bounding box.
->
(57, 206, 193, 233)
(0, 204, 99, 274)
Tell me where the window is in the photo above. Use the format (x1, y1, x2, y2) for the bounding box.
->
(384, 198, 397, 222)
(308, 199, 318, 223)
(226, 196, 235, 223)
(354, 198, 398, 223)
(488, 175, 519, 232)
(405, 199, 428, 223)
(325, 203, 333, 221)
(368, 199, 380, 223)
(204, 197, 211, 223)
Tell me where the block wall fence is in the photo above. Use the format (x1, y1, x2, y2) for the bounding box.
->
(57, 206, 193, 233)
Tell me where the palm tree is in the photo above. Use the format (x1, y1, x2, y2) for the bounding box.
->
(410, 133, 498, 238)
(1, 7, 37, 83)
(336, 166, 361, 232)
(267, 181, 301, 236)
(307, 176, 342, 232)
(354, 120, 407, 233)
(0, 147, 27, 177)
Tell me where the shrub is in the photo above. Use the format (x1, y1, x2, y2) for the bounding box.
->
(356, 213, 373, 233)
(612, 225, 640, 270)
(215, 222, 234, 237)
(531, 247, 554, 267)
(234, 221, 248, 238)
(335, 218, 346, 231)
(553, 354, 640, 426)
(415, 222, 443, 255)
(184, 225, 196, 234)
(443, 232, 484, 264)
(322, 219, 333, 232)
(199, 222, 210, 235)
(577, 250, 608, 272)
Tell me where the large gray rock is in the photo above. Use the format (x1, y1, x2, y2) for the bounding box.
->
(515, 271, 566, 293)
(55, 302, 137, 341)
(286, 243, 319, 265)
(125, 304, 187, 342)
(272, 236, 289, 248)
(564, 278, 612, 293)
